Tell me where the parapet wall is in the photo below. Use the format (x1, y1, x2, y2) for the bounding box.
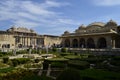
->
(68, 48, 120, 55)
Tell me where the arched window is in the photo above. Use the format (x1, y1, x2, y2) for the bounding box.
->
(79, 38, 85, 48)
(64, 39, 70, 47)
(72, 39, 78, 48)
(87, 38, 95, 48)
(97, 37, 107, 48)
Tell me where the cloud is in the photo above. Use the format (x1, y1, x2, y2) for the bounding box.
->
(58, 19, 80, 25)
(0, 0, 79, 35)
(92, 0, 120, 6)
(41, 0, 70, 8)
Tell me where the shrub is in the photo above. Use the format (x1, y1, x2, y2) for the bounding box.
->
(113, 56, 120, 60)
(61, 48, 67, 53)
(43, 58, 68, 69)
(3, 57, 9, 63)
(11, 58, 30, 67)
(51, 62, 66, 68)
(0, 62, 8, 68)
(52, 48, 57, 52)
(56, 68, 81, 80)
(64, 55, 81, 60)
(11, 59, 18, 67)
(0, 54, 3, 57)
(16, 50, 28, 54)
(0, 67, 15, 73)
(68, 60, 89, 69)
(34, 59, 40, 63)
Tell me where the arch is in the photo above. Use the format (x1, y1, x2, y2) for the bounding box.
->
(97, 37, 107, 48)
(18, 44, 23, 48)
(79, 38, 85, 48)
(87, 38, 95, 48)
(72, 39, 78, 48)
(64, 39, 70, 47)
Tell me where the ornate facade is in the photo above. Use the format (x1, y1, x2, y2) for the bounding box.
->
(61, 20, 120, 49)
(0, 27, 61, 50)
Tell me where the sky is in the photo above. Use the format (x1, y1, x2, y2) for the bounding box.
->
(0, 0, 120, 35)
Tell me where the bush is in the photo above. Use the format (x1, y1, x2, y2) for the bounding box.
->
(52, 48, 57, 52)
(68, 60, 89, 69)
(61, 48, 67, 53)
(11, 59, 18, 67)
(56, 68, 81, 80)
(11, 58, 30, 67)
(34, 59, 40, 63)
(16, 50, 28, 54)
(43, 58, 68, 69)
(51, 62, 66, 68)
(24, 63, 42, 68)
(0, 67, 15, 73)
(113, 56, 120, 60)
(64, 55, 81, 60)
(0, 62, 8, 68)
(86, 58, 103, 64)
(60, 53, 70, 56)
(3, 57, 9, 63)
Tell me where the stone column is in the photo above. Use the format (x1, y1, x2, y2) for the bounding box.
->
(85, 38, 87, 48)
(34, 38, 36, 46)
(70, 38, 73, 48)
(77, 38, 80, 48)
(22, 37, 24, 46)
(24, 37, 25, 47)
(28, 37, 31, 46)
(106, 36, 112, 49)
(27, 37, 28, 47)
(112, 39, 116, 49)
(25, 38, 26, 47)
(94, 38, 98, 48)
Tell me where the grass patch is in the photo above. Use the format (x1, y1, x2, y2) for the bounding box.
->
(64, 55, 81, 60)
(0, 67, 15, 73)
(46, 57, 68, 62)
(0, 62, 9, 68)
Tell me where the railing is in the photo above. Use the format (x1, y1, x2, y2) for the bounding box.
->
(63, 29, 116, 36)
(68, 48, 120, 51)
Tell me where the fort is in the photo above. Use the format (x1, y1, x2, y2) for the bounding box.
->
(0, 26, 61, 51)
(61, 20, 120, 55)
(0, 20, 120, 54)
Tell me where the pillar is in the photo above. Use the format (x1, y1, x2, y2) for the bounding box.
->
(106, 36, 112, 49)
(77, 38, 80, 48)
(94, 38, 98, 48)
(70, 38, 73, 48)
(112, 39, 116, 48)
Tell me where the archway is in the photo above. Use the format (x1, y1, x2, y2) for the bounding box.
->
(64, 39, 70, 47)
(18, 44, 22, 48)
(97, 37, 107, 48)
(87, 38, 95, 48)
(72, 39, 78, 48)
(79, 38, 85, 48)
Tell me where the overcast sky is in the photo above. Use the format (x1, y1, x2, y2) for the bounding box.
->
(0, 0, 120, 35)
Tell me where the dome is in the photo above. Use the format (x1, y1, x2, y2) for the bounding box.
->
(88, 22, 105, 27)
(64, 31, 69, 34)
(11, 26, 16, 29)
(30, 29, 35, 32)
(78, 24, 86, 29)
(105, 19, 117, 26)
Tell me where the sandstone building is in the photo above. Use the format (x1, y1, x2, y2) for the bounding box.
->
(0, 27, 61, 51)
(61, 20, 120, 49)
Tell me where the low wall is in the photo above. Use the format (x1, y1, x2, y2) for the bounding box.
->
(68, 48, 120, 55)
